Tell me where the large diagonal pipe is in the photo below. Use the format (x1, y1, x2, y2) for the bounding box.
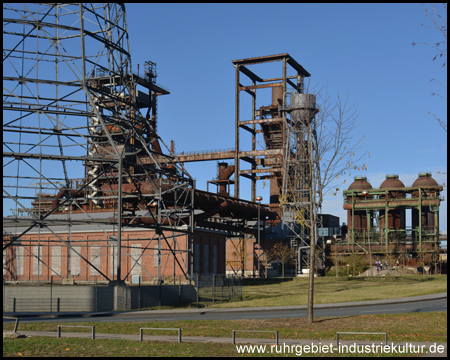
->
(51, 180, 278, 223)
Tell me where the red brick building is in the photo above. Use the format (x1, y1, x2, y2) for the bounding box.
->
(3, 225, 226, 283)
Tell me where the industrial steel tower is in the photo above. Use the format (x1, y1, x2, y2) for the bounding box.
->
(3, 3, 194, 283)
(232, 54, 321, 273)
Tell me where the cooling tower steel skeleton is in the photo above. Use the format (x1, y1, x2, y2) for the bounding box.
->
(3, 3, 195, 283)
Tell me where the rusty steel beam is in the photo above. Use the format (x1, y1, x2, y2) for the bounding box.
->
(251, 78, 257, 202)
(240, 173, 255, 180)
(232, 53, 289, 66)
(235, 64, 240, 198)
(239, 124, 256, 134)
(239, 65, 263, 83)
(156, 149, 283, 163)
(232, 53, 311, 77)
(286, 78, 297, 89)
(239, 117, 283, 125)
(259, 75, 298, 83)
(178, 150, 235, 162)
(196, 219, 258, 236)
(239, 82, 282, 92)
(240, 157, 257, 165)
(231, 53, 311, 77)
(239, 83, 256, 97)
(3, 152, 119, 163)
(239, 167, 283, 175)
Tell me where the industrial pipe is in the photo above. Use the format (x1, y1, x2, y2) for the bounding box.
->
(51, 189, 81, 210)
(343, 199, 441, 210)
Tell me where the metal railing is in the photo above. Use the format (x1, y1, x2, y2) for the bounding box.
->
(194, 274, 242, 304)
(3, 316, 20, 333)
(140, 327, 181, 343)
(57, 325, 95, 339)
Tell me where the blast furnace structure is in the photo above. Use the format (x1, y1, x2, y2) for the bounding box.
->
(3, 4, 282, 284)
(5, 4, 440, 288)
(340, 173, 443, 268)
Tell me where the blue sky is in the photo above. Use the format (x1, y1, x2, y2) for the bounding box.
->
(3, 4, 446, 233)
(125, 3, 447, 232)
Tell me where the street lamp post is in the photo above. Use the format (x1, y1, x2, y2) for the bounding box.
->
(256, 196, 263, 278)
(362, 191, 372, 276)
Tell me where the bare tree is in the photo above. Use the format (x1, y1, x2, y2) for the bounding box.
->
(281, 87, 367, 323)
(226, 237, 246, 276)
(268, 242, 296, 277)
(412, 3, 447, 132)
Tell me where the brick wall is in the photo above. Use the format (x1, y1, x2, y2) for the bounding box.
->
(3, 229, 226, 283)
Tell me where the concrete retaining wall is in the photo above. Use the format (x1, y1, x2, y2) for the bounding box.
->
(3, 284, 197, 312)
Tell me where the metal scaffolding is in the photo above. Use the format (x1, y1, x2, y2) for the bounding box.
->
(3, 3, 194, 284)
(232, 54, 310, 203)
(231, 54, 323, 273)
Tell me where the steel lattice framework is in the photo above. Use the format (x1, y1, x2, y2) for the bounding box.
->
(280, 92, 324, 272)
(231, 54, 324, 274)
(3, 3, 194, 283)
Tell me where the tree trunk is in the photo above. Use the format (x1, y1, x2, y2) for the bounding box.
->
(307, 119, 317, 324)
(335, 252, 339, 278)
(307, 224, 316, 323)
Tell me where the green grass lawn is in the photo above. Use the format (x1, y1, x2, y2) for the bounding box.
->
(3, 275, 447, 357)
(201, 275, 447, 308)
(3, 312, 446, 342)
(2, 337, 432, 357)
(3, 312, 446, 357)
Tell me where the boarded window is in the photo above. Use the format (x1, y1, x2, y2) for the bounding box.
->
(131, 244, 142, 275)
(154, 244, 160, 267)
(110, 245, 117, 276)
(51, 246, 61, 276)
(70, 246, 81, 276)
(15, 245, 24, 276)
(90, 246, 101, 276)
(32, 245, 42, 275)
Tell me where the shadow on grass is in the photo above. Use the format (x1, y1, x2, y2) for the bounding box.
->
(310, 316, 346, 324)
(243, 277, 294, 286)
